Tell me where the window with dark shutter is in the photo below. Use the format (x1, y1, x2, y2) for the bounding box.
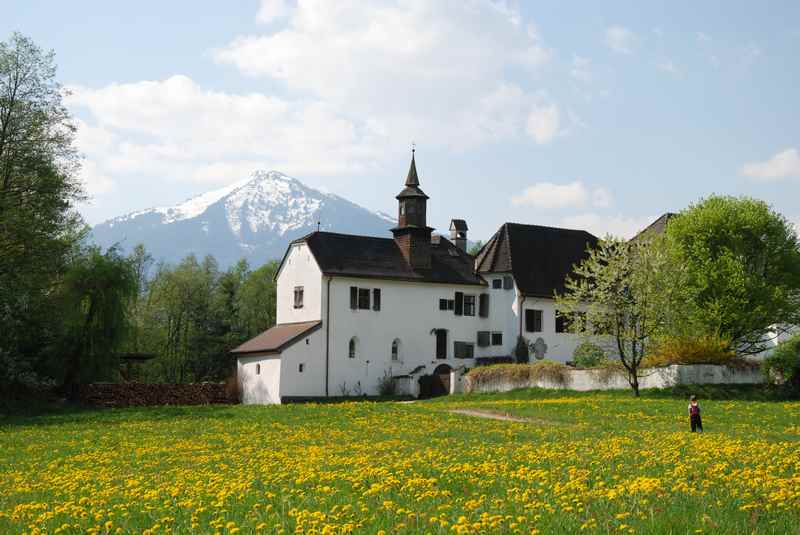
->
(503, 275, 513, 290)
(491, 332, 503, 346)
(479, 293, 489, 317)
(455, 342, 475, 359)
(358, 288, 370, 310)
(454, 292, 464, 316)
(447, 300, 454, 310)
(492, 278, 502, 289)
(373, 289, 381, 311)
(439, 298, 448, 311)
(525, 309, 543, 332)
(435, 329, 447, 359)
(477, 331, 490, 347)
(350, 286, 358, 309)
(463, 295, 476, 316)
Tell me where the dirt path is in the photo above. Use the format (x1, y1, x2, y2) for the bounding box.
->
(448, 408, 529, 423)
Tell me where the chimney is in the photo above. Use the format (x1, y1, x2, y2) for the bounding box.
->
(450, 219, 468, 252)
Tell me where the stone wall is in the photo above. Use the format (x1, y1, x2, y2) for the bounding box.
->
(80, 382, 235, 407)
(463, 364, 763, 394)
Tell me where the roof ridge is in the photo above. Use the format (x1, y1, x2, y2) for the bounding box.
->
(504, 221, 597, 237)
(503, 223, 514, 273)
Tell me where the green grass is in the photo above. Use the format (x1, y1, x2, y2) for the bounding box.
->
(1, 388, 799, 534)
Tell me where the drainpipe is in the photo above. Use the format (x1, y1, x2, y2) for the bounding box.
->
(518, 293, 526, 340)
(325, 276, 332, 397)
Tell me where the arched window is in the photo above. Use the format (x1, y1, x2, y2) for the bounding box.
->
(391, 339, 400, 361)
(255, 363, 261, 375)
(348, 337, 357, 359)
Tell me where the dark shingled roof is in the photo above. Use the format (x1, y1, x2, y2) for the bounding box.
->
(631, 213, 677, 242)
(450, 219, 468, 231)
(231, 320, 322, 355)
(295, 231, 485, 286)
(475, 223, 598, 298)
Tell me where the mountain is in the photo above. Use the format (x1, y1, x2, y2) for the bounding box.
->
(91, 171, 396, 268)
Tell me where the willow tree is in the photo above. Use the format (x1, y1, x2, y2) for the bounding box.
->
(60, 246, 138, 398)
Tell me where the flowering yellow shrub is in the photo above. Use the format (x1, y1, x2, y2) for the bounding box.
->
(644, 334, 737, 367)
(1, 394, 798, 534)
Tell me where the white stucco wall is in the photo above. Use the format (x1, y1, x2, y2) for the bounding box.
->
(238, 355, 281, 404)
(276, 242, 323, 324)
(464, 364, 764, 394)
(481, 272, 583, 364)
(325, 277, 490, 396)
(278, 327, 326, 398)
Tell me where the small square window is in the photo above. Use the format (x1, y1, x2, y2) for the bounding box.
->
(491, 332, 503, 346)
(298, 363, 304, 373)
(492, 278, 502, 289)
(503, 275, 514, 290)
(439, 298, 448, 311)
(555, 314, 567, 333)
(525, 309, 543, 332)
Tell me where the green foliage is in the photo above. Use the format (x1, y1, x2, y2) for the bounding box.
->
(467, 240, 484, 256)
(572, 342, 607, 368)
(466, 361, 570, 389)
(59, 245, 138, 394)
(661, 196, 800, 354)
(513, 335, 530, 363)
(763, 334, 800, 389)
(643, 334, 736, 367)
(130, 254, 278, 384)
(0, 33, 84, 393)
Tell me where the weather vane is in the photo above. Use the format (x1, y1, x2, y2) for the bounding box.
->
(412, 141, 415, 155)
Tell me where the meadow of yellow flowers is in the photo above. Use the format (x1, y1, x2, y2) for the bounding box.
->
(1, 390, 799, 534)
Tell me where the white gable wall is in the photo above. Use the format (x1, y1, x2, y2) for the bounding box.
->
(276, 242, 323, 324)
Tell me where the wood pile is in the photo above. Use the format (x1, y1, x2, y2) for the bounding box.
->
(80, 382, 235, 407)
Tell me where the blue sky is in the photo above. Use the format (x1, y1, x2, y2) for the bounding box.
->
(5, 0, 800, 240)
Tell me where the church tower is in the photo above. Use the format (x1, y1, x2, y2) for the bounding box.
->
(392, 148, 433, 269)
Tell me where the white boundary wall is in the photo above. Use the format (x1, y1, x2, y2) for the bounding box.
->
(464, 364, 763, 394)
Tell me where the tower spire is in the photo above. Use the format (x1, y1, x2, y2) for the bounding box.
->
(405, 144, 419, 187)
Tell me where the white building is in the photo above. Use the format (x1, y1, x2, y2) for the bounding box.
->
(232, 153, 598, 403)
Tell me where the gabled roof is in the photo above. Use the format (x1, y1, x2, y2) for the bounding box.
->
(631, 213, 677, 242)
(293, 231, 485, 286)
(475, 223, 598, 298)
(231, 321, 322, 355)
(450, 219, 468, 231)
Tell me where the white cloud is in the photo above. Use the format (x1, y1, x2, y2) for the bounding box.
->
(526, 100, 561, 144)
(741, 148, 800, 181)
(605, 26, 637, 54)
(511, 181, 613, 210)
(257, 0, 291, 24)
(66, 75, 385, 193)
(560, 213, 656, 239)
(592, 187, 613, 208)
(215, 1, 553, 150)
